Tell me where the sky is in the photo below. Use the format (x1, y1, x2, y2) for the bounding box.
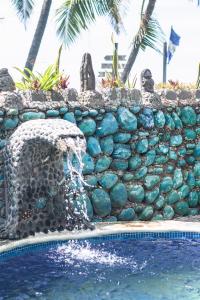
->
(0, 0, 200, 90)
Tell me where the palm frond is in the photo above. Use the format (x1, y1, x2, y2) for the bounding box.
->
(55, 0, 124, 45)
(133, 16, 165, 54)
(11, 0, 35, 26)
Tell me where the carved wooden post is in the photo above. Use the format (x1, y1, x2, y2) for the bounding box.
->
(80, 53, 95, 92)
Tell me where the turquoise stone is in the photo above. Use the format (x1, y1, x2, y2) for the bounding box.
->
(169, 150, 177, 160)
(144, 150, 156, 166)
(102, 216, 117, 222)
(186, 156, 195, 165)
(136, 138, 148, 153)
(160, 177, 173, 193)
(144, 175, 160, 190)
(166, 191, 180, 204)
(128, 155, 142, 170)
(175, 201, 190, 216)
(0, 139, 6, 150)
(74, 109, 82, 116)
(46, 110, 59, 117)
(113, 133, 131, 143)
(177, 159, 186, 167)
(148, 167, 163, 175)
(99, 173, 118, 190)
(188, 191, 199, 207)
(163, 205, 174, 220)
(111, 159, 128, 170)
(63, 112, 76, 124)
(181, 106, 196, 126)
(166, 164, 174, 173)
(130, 106, 141, 113)
(154, 110, 165, 128)
(145, 188, 159, 203)
(178, 184, 190, 199)
(128, 185, 145, 203)
(170, 135, 183, 146)
(152, 214, 164, 221)
(0, 110, 4, 116)
(184, 128, 196, 140)
(139, 206, 154, 220)
(186, 172, 195, 188)
(89, 109, 98, 117)
(197, 114, 200, 124)
(134, 205, 144, 213)
(95, 156, 112, 172)
(85, 175, 98, 187)
(157, 144, 169, 154)
(193, 144, 200, 159)
(91, 189, 111, 217)
(21, 112, 45, 121)
(172, 112, 183, 129)
(196, 127, 200, 135)
(110, 183, 128, 208)
(194, 162, 200, 177)
(139, 108, 154, 129)
(112, 144, 131, 160)
(155, 155, 168, 164)
(100, 136, 114, 155)
(117, 107, 137, 131)
(35, 197, 47, 209)
(134, 166, 147, 180)
(189, 208, 199, 216)
(117, 208, 135, 221)
(59, 107, 68, 114)
(165, 113, 175, 130)
(87, 137, 101, 157)
(7, 108, 18, 116)
(79, 118, 96, 136)
(3, 117, 19, 129)
(74, 194, 93, 220)
(82, 153, 95, 175)
(149, 136, 159, 146)
(122, 173, 134, 182)
(173, 168, 183, 189)
(155, 195, 165, 209)
(177, 148, 187, 156)
(96, 113, 118, 136)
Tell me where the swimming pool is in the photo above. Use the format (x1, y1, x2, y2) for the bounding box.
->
(1, 231, 200, 300)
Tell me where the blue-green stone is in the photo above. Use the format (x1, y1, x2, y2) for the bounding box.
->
(136, 138, 148, 154)
(166, 191, 180, 204)
(0, 139, 6, 149)
(160, 177, 173, 193)
(99, 173, 118, 189)
(59, 107, 68, 114)
(178, 184, 190, 199)
(63, 112, 76, 124)
(139, 206, 154, 220)
(95, 156, 112, 173)
(177, 159, 186, 167)
(91, 189, 111, 217)
(193, 143, 200, 159)
(113, 133, 131, 143)
(112, 144, 131, 160)
(163, 205, 174, 220)
(111, 159, 128, 170)
(130, 106, 141, 114)
(175, 201, 190, 216)
(173, 168, 183, 189)
(85, 175, 98, 187)
(165, 113, 175, 130)
(155, 155, 168, 164)
(117, 208, 135, 221)
(134, 166, 148, 180)
(122, 173, 134, 182)
(35, 197, 47, 209)
(74, 194, 93, 220)
(152, 214, 164, 221)
(3, 117, 19, 129)
(102, 216, 117, 222)
(148, 167, 163, 175)
(89, 109, 98, 117)
(154, 110, 165, 128)
(181, 106, 197, 126)
(186, 156, 195, 165)
(194, 162, 200, 177)
(87, 137, 101, 157)
(74, 109, 82, 116)
(79, 118, 96, 136)
(186, 172, 195, 188)
(128, 155, 142, 170)
(145, 188, 159, 203)
(100, 136, 114, 155)
(184, 128, 196, 140)
(169, 150, 177, 160)
(188, 191, 199, 208)
(7, 108, 18, 116)
(134, 205, 144, 213)
(178, 148, 187, 156)
(196, 127, 200, 135)
(166, 164, 174, 173)
(46, 110, 59, 117)
(128, 185, 144, 203)
(155, 195, 165, 209)
(144, 175, 160, 190)
(110, 183, 127, 208)
(189, 208, 199, 216)
(170, 135, 183, 146)
(96, 113, 118, 137)
(172, 112, 183, 129)
(117, 107, 137, 131)
(144, 150, 156, 166)
(157, 144, 169, 154)
(82, 153, 95, 175)
(149, 136, 159, 146)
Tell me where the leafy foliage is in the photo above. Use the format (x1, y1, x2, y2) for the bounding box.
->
(155, 80, 196, 90)
(10, 0, 35, 27)
(55, 0, 125, 45)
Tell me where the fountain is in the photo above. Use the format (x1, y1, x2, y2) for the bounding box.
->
(0, 119, 93, 240)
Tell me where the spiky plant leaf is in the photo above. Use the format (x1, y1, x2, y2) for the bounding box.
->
(55, 0, 125, 45)
(11, 0, 35, 26)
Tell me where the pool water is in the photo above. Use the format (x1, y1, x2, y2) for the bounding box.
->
(1, 237, 200, 299)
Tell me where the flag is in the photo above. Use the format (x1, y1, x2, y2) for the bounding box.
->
(167, 27, 181, 63)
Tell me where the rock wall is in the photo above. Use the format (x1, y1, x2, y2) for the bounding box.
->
(0, 89, 200, 223)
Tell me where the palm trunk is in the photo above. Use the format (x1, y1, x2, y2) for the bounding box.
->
(121, 0, 156, 84)
(24, 0, 52, 74)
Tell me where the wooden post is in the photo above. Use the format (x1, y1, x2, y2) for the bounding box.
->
(163, 42, 167, 84)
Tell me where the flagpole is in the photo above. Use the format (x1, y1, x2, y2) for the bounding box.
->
(163, 42, 167, 84)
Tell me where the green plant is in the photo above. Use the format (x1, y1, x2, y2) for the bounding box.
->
(196, 63, 200, 89)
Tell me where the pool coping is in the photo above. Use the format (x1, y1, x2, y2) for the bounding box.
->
(0, 220, 200, 254)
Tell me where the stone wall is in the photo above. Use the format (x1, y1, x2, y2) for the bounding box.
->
(1, 89, 200, 223)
